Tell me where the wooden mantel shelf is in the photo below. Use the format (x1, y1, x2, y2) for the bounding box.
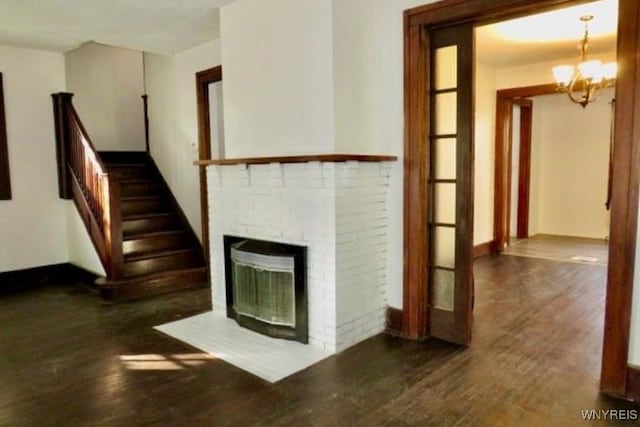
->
(194, 154, 397, 167)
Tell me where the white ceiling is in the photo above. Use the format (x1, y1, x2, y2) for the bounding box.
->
(0, 0, 618, 61)
(476, 0, 618, 67)
(0, 0, 237, 54)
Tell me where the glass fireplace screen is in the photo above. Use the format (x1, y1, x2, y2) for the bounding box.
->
(230, 247, 296, 327)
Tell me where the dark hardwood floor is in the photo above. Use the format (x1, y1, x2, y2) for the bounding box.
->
(1, 255, 637, 426)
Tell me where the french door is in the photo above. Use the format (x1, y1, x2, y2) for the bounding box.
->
(427, 23, 474, 345)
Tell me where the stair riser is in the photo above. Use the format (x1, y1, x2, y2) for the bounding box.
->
(99, 151, 148, 164)
(122, 216, 179, 236)
(120, 182, 162, 198)
(109, 167, 153, 180)
(123, 233, 189, 257)
(121, 199, 167, 216)
(123, 252, 200, 277)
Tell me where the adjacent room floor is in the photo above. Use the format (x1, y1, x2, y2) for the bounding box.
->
(503, 234, 609, 265)
(1, 254, 636, 426)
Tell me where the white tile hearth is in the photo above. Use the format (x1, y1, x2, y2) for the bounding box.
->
(154, 311, 332, 383)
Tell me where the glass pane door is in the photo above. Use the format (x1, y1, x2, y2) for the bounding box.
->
(428, 23, 474, 345)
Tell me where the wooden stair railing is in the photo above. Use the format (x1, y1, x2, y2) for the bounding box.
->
(52, 93, 123, 279)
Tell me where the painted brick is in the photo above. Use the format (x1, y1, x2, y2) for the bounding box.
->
(206, 161, 392, 354)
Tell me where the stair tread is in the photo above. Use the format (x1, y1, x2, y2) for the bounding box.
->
(107, 266, 207, 283)
(124, 247, 197, 262)
(123, 229, 185, 241)
(123, 212, 175, 221)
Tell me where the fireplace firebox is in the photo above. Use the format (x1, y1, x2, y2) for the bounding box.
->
(223, 236, 307, 343)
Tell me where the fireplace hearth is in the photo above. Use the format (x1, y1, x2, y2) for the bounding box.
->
(223, 236, 307, 343)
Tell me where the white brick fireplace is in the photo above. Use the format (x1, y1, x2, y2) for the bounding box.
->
(206, 157, 395, 353)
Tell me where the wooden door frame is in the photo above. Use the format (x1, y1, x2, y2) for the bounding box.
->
(196, 66, 222, 271)
(495, 85, 557, 249)
(404, 0, 640, 399)
(496, 84, 615, 246)
(513, 99, 532, 240)
(497, 97, 533, 246)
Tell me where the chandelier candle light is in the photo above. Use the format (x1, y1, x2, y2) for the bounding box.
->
(552, 15, 617, 108)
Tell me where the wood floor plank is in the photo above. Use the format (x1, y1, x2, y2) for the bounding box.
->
(0, 255, 637, 426)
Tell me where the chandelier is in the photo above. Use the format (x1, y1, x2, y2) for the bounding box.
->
(552, 15, 616, 108)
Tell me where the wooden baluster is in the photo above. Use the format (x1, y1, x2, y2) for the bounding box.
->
(80, 140, 85, 193)
(69, 126, 75, 180)
(89, 165, 94, 216)
(97, 178, 103, 230)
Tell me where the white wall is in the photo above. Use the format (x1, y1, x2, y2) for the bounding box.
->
(373, 0, 438, 308)
(220, 0, 335, 157)
(332, 0, 376, 154)
(527, 90, 612, 239)
(65, 42, 145, 151)
(0, 45, 69, 273)
(66, 204, 105, 275)
(143, 52, 175, 193)
(144, 39, 222, 240)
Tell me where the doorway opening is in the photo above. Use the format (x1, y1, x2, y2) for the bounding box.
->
(486, 79, 615, 261)
(404, 0, 639, 399)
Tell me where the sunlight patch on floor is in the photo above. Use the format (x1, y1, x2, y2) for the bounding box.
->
(118, 353, 214, 370)
(154, 311, 333, 382)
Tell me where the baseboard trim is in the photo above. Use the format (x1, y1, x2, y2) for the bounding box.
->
(474, 240, 497, 259)
(0, 263, 98, 295)
(627, 365, 640, 402)
(386, 306, 403, 336)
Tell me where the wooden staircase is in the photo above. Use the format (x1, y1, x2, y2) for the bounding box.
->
(52, 93, 207, 302)
(96, 152, 207, 300)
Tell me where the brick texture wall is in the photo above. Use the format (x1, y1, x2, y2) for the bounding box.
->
(207, 161, 391, 353)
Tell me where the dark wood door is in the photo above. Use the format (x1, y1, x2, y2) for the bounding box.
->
(427, 23, 474, 345)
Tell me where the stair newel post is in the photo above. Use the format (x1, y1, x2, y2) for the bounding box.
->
(104, 176, 124, 280)
(51, 92, 74, 199)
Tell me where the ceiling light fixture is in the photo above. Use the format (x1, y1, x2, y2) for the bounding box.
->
(552, 15, 616, 108)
